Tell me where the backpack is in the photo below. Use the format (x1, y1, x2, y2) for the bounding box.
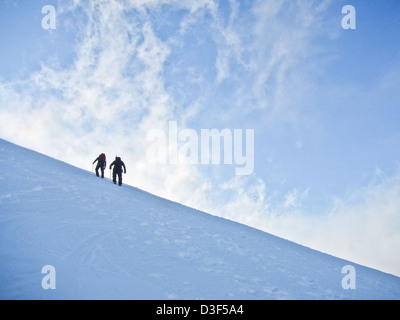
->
(99, 153, 106, 162)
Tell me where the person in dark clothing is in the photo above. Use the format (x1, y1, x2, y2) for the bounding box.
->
(109, 156, 126, 186)
(93, 153, 106, 178)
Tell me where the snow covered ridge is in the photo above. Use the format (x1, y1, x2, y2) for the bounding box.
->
(0, 138, 399, 300)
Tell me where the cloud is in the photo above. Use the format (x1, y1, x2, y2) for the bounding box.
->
(0, 0, 226, 205)
(259, 169, 400, 277)
(323, 171, 400, 276)
(0, 0, 332, 227)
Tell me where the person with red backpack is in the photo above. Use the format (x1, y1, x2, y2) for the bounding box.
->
(93, 153, 107, 178)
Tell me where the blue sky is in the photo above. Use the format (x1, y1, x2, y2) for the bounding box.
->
(1, 0, 400, 276)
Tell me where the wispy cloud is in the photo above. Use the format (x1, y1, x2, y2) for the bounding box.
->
(264, 169, 400, 277)
(0, 0, 334, 232)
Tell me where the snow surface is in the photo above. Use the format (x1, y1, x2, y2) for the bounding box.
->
(0, 138, 399, 300)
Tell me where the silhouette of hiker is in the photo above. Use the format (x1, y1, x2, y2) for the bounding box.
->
(109, 156, 126, 186)
(93, 153, 106, 178)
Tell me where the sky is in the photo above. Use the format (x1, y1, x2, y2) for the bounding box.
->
(0, 0, 400, 277)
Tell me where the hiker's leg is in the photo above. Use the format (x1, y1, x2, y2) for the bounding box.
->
(118, 172, 122, 186)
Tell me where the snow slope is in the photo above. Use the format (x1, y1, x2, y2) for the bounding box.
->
(0, 138, 399, 300)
